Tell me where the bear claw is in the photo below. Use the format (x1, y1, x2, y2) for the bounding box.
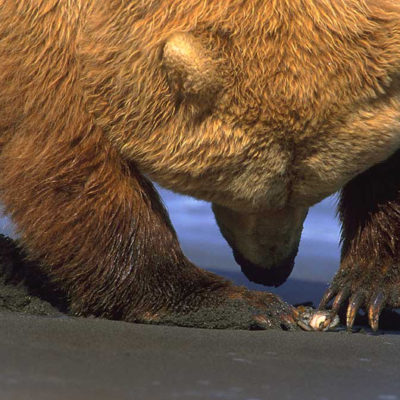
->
(368, 292, 386, 331)
(346, 292, 364, 328)
(319, 273, 397, 332)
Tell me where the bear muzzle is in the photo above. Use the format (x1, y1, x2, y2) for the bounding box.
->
(233, 248, 296, 287)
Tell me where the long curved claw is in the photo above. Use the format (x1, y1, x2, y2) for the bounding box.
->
(368, 292, 386, 332)
(346, 292, 364, 329)
(332, 287, 351, 314)
(319, 286, 337, 309)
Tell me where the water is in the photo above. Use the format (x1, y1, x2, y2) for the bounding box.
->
(157, 187, 341, 305)
(0, 189, 342, 306)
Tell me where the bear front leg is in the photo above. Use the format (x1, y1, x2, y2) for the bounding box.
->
(320, 150, 400, 331)
(0, 123, 297, 329)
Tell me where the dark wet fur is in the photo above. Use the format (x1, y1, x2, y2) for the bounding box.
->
(0, 235, 65, 316)
(320, 149, 400, 330)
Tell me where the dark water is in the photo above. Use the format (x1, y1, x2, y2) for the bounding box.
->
(0, 189, 341, 306)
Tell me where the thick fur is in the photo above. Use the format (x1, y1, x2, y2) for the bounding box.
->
(323, 149, 400, 329)
(0, 1, 400, 328)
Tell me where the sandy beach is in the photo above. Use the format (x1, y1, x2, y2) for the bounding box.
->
(1, 311, 400, 400)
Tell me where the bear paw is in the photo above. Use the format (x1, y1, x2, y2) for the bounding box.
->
(135, 287, 300, 330)
(319, 261, 400, 331)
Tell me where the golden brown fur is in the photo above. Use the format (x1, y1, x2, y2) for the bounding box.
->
(0, 0, 400, 329)
(78, 0, 400, 209)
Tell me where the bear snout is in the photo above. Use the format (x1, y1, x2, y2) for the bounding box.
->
(233, 248, 296, 287)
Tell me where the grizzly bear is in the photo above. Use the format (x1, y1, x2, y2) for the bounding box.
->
(0, 0, 399, 331)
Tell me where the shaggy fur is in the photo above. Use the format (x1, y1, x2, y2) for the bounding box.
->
(320, 149, 400, 330)
(0, 0, 400, 329)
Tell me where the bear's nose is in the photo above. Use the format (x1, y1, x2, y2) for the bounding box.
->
(233, 249, 295, 287)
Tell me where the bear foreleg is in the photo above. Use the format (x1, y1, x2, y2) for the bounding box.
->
(0, 120, 297, 329)
(320, 150, 400, 331)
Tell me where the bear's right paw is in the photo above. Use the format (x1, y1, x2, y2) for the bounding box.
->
(135, 287, 299, 330)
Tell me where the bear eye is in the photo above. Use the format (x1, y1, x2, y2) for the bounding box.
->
(162, 32, 222, 113)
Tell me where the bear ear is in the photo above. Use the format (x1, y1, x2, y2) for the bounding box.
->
(162, 33, 222, 110)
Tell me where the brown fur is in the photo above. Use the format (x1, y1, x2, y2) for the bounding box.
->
(324, 149, 400, 328)
(0, 0, 400, 329)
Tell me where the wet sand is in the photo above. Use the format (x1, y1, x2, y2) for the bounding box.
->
(1, 311, 400, 400)
(0, 236, 399, 400)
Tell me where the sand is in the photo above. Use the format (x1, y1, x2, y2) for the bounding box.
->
(0, 234, 399, 400)
(1, 312, 400, 400)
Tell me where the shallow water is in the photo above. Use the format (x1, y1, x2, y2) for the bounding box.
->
(157, 186, 341, 306)
(0, 189, 342, 306)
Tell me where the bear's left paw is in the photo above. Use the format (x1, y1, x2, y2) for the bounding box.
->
(319, 260, 400, 331)
(134, 287, 300, 330)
